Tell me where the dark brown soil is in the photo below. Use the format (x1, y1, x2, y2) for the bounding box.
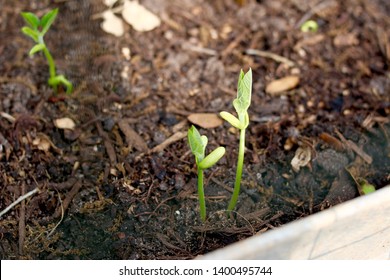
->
(0, 0, 389, 259)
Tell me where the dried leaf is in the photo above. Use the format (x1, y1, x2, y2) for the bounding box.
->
(266, 75, 300, 95)
(32, 133, 62, 154)
(122, 0, 161, 32)
(291, 146, 311, 172)
(54, 117, 76, 130)
(188, 113, 223, 129)
(118, 119, 148, 152)
(101, 10, 124, 37)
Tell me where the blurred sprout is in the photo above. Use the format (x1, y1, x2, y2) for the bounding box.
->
(301, 20, 319, 33)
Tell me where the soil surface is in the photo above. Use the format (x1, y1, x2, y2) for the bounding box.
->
(0, 0, 389, 259)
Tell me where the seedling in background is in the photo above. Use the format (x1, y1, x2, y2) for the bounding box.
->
(21, 8, 73, 94)
(188, 125, 226, 221)
(300, 20, 319, 33)
(220, 68, 252, 213)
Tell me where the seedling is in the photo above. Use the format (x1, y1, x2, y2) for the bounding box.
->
(21, 8, 73, 94)
(220, 68, 252, 212)
(300, 20, 318, 33)
(188, 125, 225, 221)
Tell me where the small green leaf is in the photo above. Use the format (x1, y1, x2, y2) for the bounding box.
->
(358, 178, 376, 195)
(28, 43, 45, 56)
(233, 68, 252, 116)
(21, 12, 40, 29)
(198, 147, 225, 170)
(220, 111, 243, 129)
(21, 26, 39, 42)
(40, 8, 58, 35)
(362, 184, 375, 194)
(188, 125, 206, 162)
(301, 20, 318, 33)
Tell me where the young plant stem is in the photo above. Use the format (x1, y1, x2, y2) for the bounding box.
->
(227, 128, 246, 212)
(42, 47, 57, 90)
(197, 168, 206, 221)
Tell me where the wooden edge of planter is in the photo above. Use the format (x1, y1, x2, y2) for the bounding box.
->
(198, 186, 390, 260)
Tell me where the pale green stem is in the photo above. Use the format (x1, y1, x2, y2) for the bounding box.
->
(38, 36, 56, 79)
(197, 168, 206, 221)
(42, 47, 56, 80)
(227, 128, 245, 212)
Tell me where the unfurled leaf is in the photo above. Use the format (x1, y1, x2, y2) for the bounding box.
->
(21, 26, 39, 42)
(233, 68, 252, 116)
(40, 8, 58, 35)
(198, 147, 225, 170)
(29, 43, 45, 56)
(21, 12, 40, 29)
(188, 125, 206, 163)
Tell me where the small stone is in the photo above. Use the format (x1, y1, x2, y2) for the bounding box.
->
(158, 182, 169, 191)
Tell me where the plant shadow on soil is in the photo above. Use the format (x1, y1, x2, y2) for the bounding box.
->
(0, 0, 389, 259)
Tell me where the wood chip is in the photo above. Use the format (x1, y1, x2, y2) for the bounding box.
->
(54, 117, 76, 130)
(265, 75, 300, 95)
(187, 113, 223, 129)
(335, 130, 373, 164)
(122, 0, 161, 32)
(118, 119, 148, 153)
(150, 131, 187, 153)
(333, 33, 359, 47)
(101, 10, 124, 37)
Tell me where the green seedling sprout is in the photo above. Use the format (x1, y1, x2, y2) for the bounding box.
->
(21, 8, 73, 94)
(220, 68, 252, 212)
(300, 20, 319, 33)
(188, 125, 226, 221)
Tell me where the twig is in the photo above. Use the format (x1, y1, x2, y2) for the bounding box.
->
(53, 181, 82, 219)
(0, 187, 39, 218)
(96, 121, 117, 166)
(210, 177, 233, 193)
(19, 183, 26, 256)
(0, 111, 16, 123)
(221, 30, 248, 57)
(47, 190, 64, 237)
(48, 177, 77, 191)
(150, 131, 187, 153)
(118, 119, 149, 153)
(245, 49, 296, 67)
(335, 130, 373, 164)
(182, 42, 217, 56)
